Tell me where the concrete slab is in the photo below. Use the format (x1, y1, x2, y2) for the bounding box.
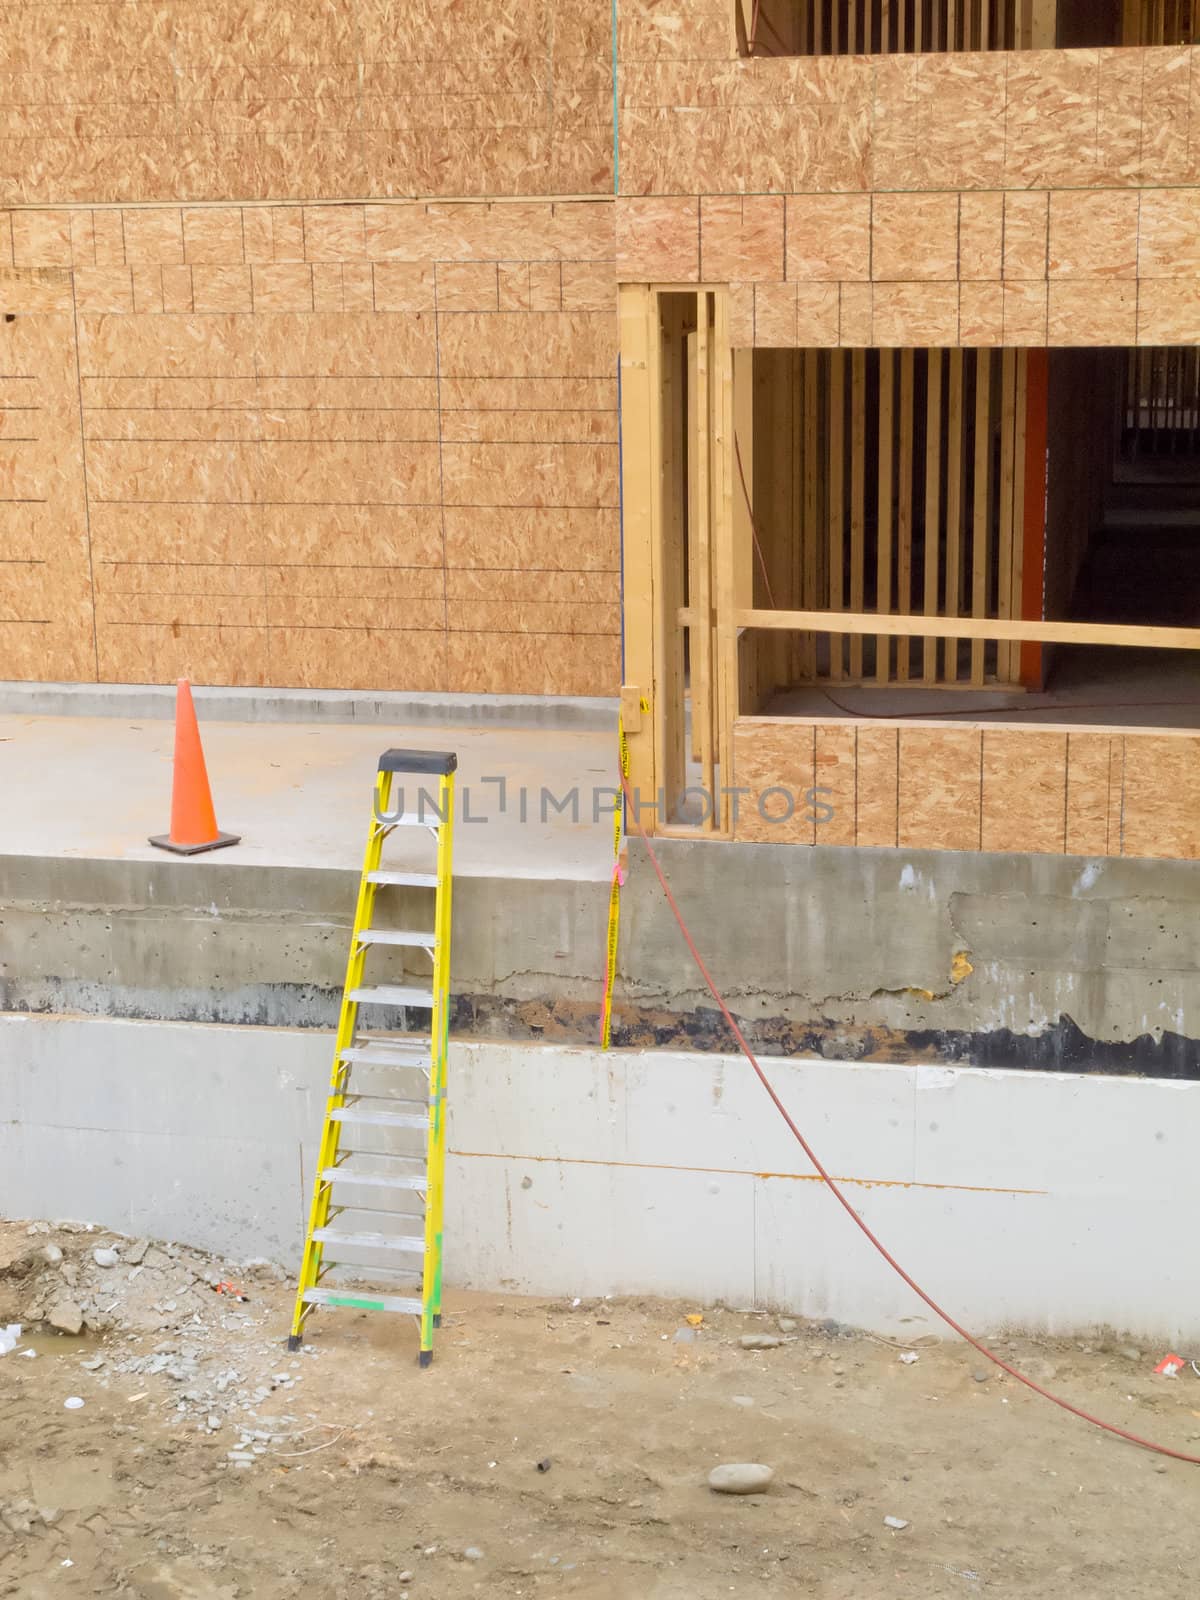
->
(0, 712, 615, 881)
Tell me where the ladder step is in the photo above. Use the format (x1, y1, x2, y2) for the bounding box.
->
(356, 928, 436, 948)
(349, 985, 434, 1009)
(366, 870, 439, 888)
(339, 1050, 430, 1071)
(320, 1167, 427, 1192)
(328, 1107, 429, 1129)
(380, 814, 442, 829)
(303, 1287, 422, 1315)
(311, 1227, 425, 1254)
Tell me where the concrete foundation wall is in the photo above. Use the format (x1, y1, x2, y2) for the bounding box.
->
(3, 1013, 1197, 1343)
(6, 839, 1199, 1074)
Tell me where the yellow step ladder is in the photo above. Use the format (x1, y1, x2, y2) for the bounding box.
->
(288, 748, 455, 1366)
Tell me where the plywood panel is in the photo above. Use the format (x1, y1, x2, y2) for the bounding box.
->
(729, 719, 1200, 862)
(855, 726, 899, 848)
(0, 1, 613, 204)
(785, 195, 871, 282)
(813, 724, 857, 847)
(897, 728, 982, 853)
(1048, 191, 1140, 279)
(981, 730, 1068, 854)
(1065, 732, 1115, 857)
(1121, 734, 1200, 860)
(730, 721, 815, 845)
(700, 196, 784, 282)
(871, 193, 959, 283)
(1046, 281, 1137, 344)
(959, 193, 1004, 282)
(616, 198, 700, 282)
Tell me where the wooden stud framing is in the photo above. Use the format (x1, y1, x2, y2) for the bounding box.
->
(803, 352, 820, 681)
(944, 349, 965, 684)
(828, 351, 846, 681)
(850, 349, 867, 681)
(923, 349, 943, 685)
(1010, 350, 1029, 685)
(618, 285, 658, 817)
(996, 348, 1018, 684)
(691, 307, 717, 823)
(737, 609, 1200, 652)
(1020, 348, 1049, 688)
(876, 349, 895, 686)
(713, 291, 738, 836)
(897, 350, 915, 682)
(658, 298, 687, 819)
(971, 349, 992, 686)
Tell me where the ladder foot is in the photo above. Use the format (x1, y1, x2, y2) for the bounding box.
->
(286, 1334, 303, 1353)
(418, 1349, 433, 1368)
(433, 1313, 442, 1329)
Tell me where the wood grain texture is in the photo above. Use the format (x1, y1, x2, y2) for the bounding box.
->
(0, 199, 619, 695)
(0, 0, 613, 204)
(729, 719, 1200, 861)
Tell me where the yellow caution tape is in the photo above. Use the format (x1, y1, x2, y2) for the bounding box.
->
(600, 714, 630, 1050)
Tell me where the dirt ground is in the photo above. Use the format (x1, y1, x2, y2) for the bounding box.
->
(2, 1222, 1200, 1599)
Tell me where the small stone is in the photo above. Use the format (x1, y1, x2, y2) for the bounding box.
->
(398, 1574, 413, 1585)
(730, 1395, 755, 1407)
(739, 1334, 782, 1351)
(708, 1463, 774, 1496)
(672, 1327, 697, 1344)
(972, 1370, 990, 1384)
(1119, 1346, 1143, 1364)
(777, 1317, 798, 1334)
(80, 1355, 105, 1372)
(47, 1299, 85, 1336)
(39, 1244, 64, 1266)
(38, 1508, 62, 1527)
(125, 1239, 150, 1266)
(92, 1248, 120, 1269)
(463, 1547, 485, 1561)
(883, 1516, 910, 1532)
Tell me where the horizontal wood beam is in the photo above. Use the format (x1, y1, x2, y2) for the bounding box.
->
(735, 609, 1200, 652)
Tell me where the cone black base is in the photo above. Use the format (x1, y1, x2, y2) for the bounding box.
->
(149, 830, 241, 855)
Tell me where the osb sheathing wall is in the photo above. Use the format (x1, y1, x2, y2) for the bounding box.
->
(0, 200, 620, 692)
(0, 1, 614, 204)
(733, 719, 1200, 861)
(616, 11, 1200, 348)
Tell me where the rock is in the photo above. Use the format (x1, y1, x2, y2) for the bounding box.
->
(1, 1500, 36, 1535)
(398, 1574, 413, 1585)
(93, 1248, 120, 1269)
(777, 1317, 798, 1334)
(1119, 1346, 1143, 1364)
(973, 1370, 990, 1383)
(708, 1463, 774, 1496)
(730, 1395, 755, 1407)
(739, 1334, 782, 1351)
(125, 1238, 150, 1266)
(39, 1244, 64, 1266)
(883, 1516, 910, 1531)
(463, 1547, 485, 1561)
(80, 1355, 105, 1372)
(47, 1298, 85, 1336)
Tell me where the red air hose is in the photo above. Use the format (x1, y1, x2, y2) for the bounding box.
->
(619, 776, 1200, 1465)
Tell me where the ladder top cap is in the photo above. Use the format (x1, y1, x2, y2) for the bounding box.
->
(378, 748, 458, 776)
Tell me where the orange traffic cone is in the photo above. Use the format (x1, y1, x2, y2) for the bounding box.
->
(149, 679, 241, 855)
